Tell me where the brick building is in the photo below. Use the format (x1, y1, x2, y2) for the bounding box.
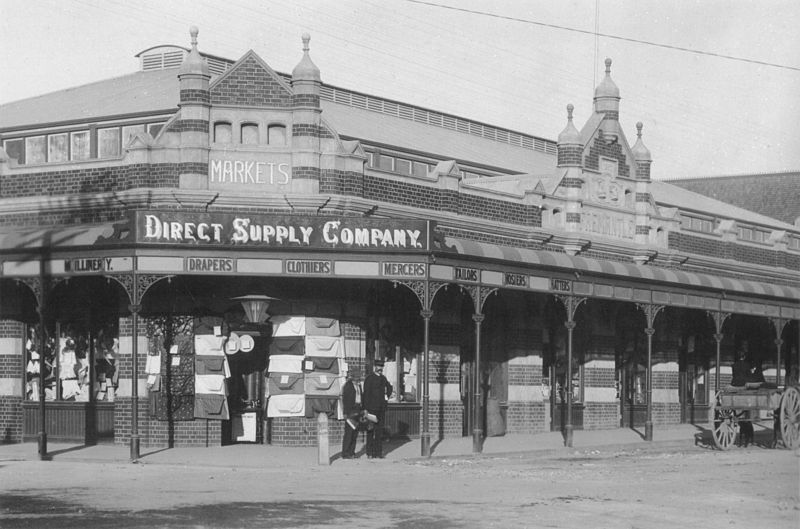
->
(1, 29, 798, 455)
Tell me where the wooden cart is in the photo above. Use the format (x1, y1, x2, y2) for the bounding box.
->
(712, 384, 800, 450)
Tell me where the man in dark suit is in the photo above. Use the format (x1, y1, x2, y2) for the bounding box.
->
(341, 368, 362, 459)
(362, 359, 393, 458)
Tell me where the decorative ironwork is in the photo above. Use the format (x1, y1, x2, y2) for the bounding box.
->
(706, 310, 731, 335)
(554, 294, 587, 321)
(139, 274, 172, 301)
(636, 303, 665, 329)
(16, 277, 42, 304)
(428, 281, 448, 309)
(394, 280, 426, 308)
(479, 287, 499, 313)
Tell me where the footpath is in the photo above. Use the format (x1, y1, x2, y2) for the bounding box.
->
(0, 423, 774, 469)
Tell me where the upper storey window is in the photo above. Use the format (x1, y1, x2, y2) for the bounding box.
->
(2, 121, 165, 165)
(241, 123, 259, 145)
(98, 127, 121, 158)
(268, 124, 286, 146)
(214, 122, 232, 143)
(680, 213, 715, 234)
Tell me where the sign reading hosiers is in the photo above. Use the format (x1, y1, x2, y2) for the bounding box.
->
(136, 212, 431, 252)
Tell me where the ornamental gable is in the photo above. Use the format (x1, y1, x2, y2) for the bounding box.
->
(210, 51, 293, 108)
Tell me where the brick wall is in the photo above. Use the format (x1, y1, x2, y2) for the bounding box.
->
(210, 55, 292, 107)
(583, 402, 619, 430)
(584, 136, 631, 177)
(428, 401, 463, 438)
(0, 396, 22, 443)
(668, 232, 799, 274)
(268, 416, 345, 447)
(0, 163, 181, 200)
(506, 401, 546, 434)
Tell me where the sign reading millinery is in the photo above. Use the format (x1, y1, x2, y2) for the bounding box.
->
(550, 278, 571, 292)
(64, 257, 131, 273)
(382, 262, 426, 278)
(504, 272, 528, 288)
(454, 266, 479, 282)
(285, 260, 332, 275)
(136, 212, 430, 252)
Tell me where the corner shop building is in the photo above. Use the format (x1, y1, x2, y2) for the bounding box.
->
(0, 30, 797, 453)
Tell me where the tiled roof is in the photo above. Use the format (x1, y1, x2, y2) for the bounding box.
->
(650, 180, 797, 230)
(0, 70, 179, 129)
(668, 172, 800, 226)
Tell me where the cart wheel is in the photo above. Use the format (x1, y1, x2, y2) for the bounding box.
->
(713, 408, 737, 450)
(779, 386, 800, 449)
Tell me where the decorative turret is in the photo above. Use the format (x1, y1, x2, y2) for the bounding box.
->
(176, 26, 210, 190)
(557, 104, 582, 168)
(291, 34, 322, 193)
(593, 58, 620, 140)
(631, 122, 652, 180)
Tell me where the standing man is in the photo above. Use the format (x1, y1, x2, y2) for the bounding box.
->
(362, 359, 392, 459)
(341, 367, 362, 459)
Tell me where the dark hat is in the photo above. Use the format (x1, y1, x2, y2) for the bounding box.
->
(374, 359, 385, 367)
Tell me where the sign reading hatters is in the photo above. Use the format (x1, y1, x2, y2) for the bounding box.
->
(136, 211, 430, 251)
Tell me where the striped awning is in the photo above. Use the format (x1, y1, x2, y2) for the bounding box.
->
(444, 238, 800, 302)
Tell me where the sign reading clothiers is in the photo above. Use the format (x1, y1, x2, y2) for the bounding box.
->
(136, 211, 430, 252)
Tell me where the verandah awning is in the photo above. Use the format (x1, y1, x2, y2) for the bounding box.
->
(443, 237, 800, 302)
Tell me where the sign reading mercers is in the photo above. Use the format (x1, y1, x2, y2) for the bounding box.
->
(135, 211, 431, 252)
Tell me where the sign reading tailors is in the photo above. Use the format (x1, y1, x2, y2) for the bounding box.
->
(136, 211, 430, 252)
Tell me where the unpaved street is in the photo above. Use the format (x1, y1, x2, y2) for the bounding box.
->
(2, 444, 798, 528)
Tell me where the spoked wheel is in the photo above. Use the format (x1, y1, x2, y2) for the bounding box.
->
(713, 408, 737, 450)
(779, 386, 800, 449)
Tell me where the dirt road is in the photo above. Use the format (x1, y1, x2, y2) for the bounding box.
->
(2, 443, 798, 528)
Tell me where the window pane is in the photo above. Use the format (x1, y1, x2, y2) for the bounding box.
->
(98, 127, 120, 158)
(214, 122, 232, 143)
(268, 125, 286, 145)
(48, 133, 68, 163)
(395, 158, 411, 175)
(241, 124, 259, 145)
(4, 139, 25, 164)
(412, 161, 428, 177)
(71, 131, 90, 161)
(25, 136, 46, 164)
(122, 125, 145, 149)
(378, 154, 394, 171)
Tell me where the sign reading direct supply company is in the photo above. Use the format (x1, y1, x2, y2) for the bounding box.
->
(135, 211, 431, 252)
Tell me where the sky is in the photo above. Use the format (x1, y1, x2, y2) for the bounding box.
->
(1, 0, 799, 180)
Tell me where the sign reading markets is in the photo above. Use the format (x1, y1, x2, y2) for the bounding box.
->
(136, 211, 431, 251)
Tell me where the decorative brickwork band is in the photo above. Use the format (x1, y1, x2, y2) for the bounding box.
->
(636, 162, 651, 180)
(179, 162, 209, 175)
(560, 177, 583, 189)
(566, 212, 581, 223)
(636, 225, 651, 235)
(557, 146, 583, 167)
(292, 166, 321, 180)
(292, 123, 321, 138)
(292, 94, 320, 108)
(170, 119, 209, 133)
(635, 192, 651, 202)
(179, 89, 210, 105)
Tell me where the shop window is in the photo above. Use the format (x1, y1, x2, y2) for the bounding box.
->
(241, 123, 259, 145)
(214, 122, 232, 143)
(25, 135, 46, 164)
(383, 346, 418, 403)
(267, 124, 286, 145)
(25, 321, 119, 402)
(47, 133, 68, 163)
(412, 161, 429, 177)
(4, 138, 25, 164)
(70, 131, 90, 161)
(122, 124, 146, 149)
(98, 127, 121, 158)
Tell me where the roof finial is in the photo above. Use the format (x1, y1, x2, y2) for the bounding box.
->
(605, 57, 612, 75)
(636, 121, 643, 139)
(302, 33, 311, 53)
(190, 26, 199, 51)
(567, 103, 574, 122)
